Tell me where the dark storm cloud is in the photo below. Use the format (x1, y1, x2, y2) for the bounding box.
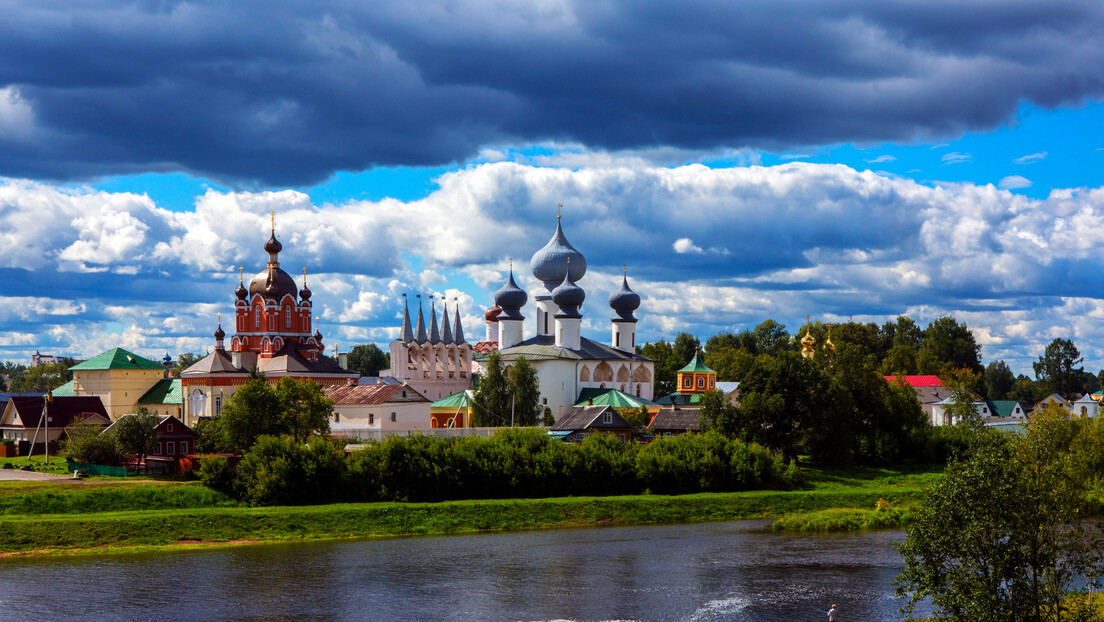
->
(1, 0, 1103, 184)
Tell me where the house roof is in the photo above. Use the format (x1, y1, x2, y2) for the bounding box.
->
(677, 353, 714, 374)
(647, 408, 703, 433)
(103, 413, 196, 437)
(324, 383, 428, 405)
(70, 348, 163, 371)
(1074, 393, 1097, 404)
(986, 400, 1025, 417)
(574, 388, 657, 409)
(257, 344, 357, 376)
(550, 405, 630, 431)
(488, 335, 651, 363)
(716, 381, 739, 395)
(884, 375, 944, 388)
(655, 393, 703, 406)
(182, 350, 243, 375)
(49, 381, 74, 397)
(431, 390, 474, 409)
(138, 378, 182, 405)
(2, 396, 110, 429)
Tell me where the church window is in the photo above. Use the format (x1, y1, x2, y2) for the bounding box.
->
(697, 377, 705, 388)
(369, 414, 374, 424)
(683, 377, 691, 388)
(254, 311, 260, 329)
(615, 333, 619, 347)
(579, 366, 591, 382)
(285, 307, 291, 328)
(391, 412, 397, 422)
(215, 396, 223, 415)
(709, 378, 715, 389)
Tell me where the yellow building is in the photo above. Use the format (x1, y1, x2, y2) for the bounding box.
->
(66, 348, 178, 420)
(675, 352, 716, 394)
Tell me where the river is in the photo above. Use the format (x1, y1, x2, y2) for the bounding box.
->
(0, 520, 931, 621)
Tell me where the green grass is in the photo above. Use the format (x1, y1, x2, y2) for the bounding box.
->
(1, 454, 71, 472)
(0, 462, 941, 557)
(771, 506, 913, 532)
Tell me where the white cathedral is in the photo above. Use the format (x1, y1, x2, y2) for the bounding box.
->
(483, 215, 655, 420)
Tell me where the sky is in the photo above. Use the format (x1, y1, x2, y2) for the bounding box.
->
(3, 0, 1104, 376)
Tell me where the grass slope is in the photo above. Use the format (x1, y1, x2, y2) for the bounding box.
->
(0, 464, 940, 557)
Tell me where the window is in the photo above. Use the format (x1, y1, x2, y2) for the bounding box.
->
(603, 412, 612, 424)
(167, 424, 173, 432)
(542, 397, 547, 405)
(615, 333, 620, 347)
(285, 306, 292, 328)
(334, 413, 340, 423)
(254, 310, 260, 328)
(166, 441, 175, 455)
(697, 377, 705, 388)
(215, 396, 223, 415)
(683, 377, 691, 388)
(179, 441, 188, 454)
(157, 442, 163, 455)
(391, 412, 397, 422)
(709, 378, 715, 389)
(369, 413, 374, 424)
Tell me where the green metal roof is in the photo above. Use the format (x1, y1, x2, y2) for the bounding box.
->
(655, 392, 704, 406)
(50, 380, 74, 397)
(574, 388, 657, 409)
(677, 353, 715, 374)
(138, 378, 182, 405)
(986, 400, 1024, 418)
(431, 390, 473, 409)
(70, 348, 164, 371)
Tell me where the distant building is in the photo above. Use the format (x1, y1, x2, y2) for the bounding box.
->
(1074, 393, 1101, 418)
(647, 408, 703, 437)
(103, 413, 199, 457)
(549, 404, 633, 443)
(884, 375, 951, 421)
(181, 221, 358, 424)
(68, 348, 175, 420)
(0, 395, 110, 450)
(483, 216, 655, 421)
(30, 351, 62, 367)
(656, 354, 738, 408)
(385, 295, 473, 401)
(324, 383, 431, 436)
(430, 390, 475, 428)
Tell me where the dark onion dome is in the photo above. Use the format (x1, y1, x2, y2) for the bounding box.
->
(551, 267, 585, 317)
(236, 281, 248, 300)
(249, 267, 298, 300)
(214, 324, 225, 340)
(314, 328, 323, 342)
(494, 267, 528, 320)
(530, 218, 586, 290)
(609, 272, 641, 321)
(264, 232, 283, 254)
(162, 353, 172, 365)
(484, 304, 502, 322)
(299, 284, 312, 301)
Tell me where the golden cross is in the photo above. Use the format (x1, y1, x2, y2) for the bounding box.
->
(624, 264, 627, 275)
(805, 315, 811, 325)
(302, 266, 307, 284)
(556, 204, 562, 219)
(217, 312, 222, 327)
(270, 210, 275, 232)
(238, 265, 244, 282)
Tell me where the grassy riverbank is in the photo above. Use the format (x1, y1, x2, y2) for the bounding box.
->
(0, 464, 940, 557)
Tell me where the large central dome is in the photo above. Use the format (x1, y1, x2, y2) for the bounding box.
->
(249, 267, 298, 301)
(530, 218, 586, 290)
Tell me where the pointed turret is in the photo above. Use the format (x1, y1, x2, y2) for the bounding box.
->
(429, 300, 441, 344)
(400, 296, 414, 343)
(453, 303, 466, 345)
(415, 296, 428, 344)
(441, 300, 454, 345)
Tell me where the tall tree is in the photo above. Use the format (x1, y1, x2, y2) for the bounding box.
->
(171, 353, 202, 376)
(639, 339, 678, 397)
(10, 362, 71, 392)
(736, 351, 828, 462)
(472, 351, 511, 426)
(507, 357, 541, 426)
(880, 344, 918, 376)
(672, 332, 701, 368)
(703, 346, 756, 382)
(1033, 337, 1084, 400)
(275, 377, 334, 442)
(698, 389, 742, 440)
(218, 377, 286, 451)
(751, 320, 790, 356)
(347, 343, 390, 377)
(918, 316, 983, 375)
(983, 360, 1016, 400)
(881, 315, 923, 350)
(112, 407, 162, 469)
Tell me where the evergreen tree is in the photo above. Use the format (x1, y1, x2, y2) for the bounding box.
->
(983, 360, 1016, 400)
(1033, 337, 1084, 400)
(672, 332, 701, 367)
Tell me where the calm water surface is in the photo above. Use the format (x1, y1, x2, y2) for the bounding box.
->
(0, 520, 931, 621)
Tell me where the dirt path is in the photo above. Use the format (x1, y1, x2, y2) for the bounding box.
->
(0, 469, 80, 482)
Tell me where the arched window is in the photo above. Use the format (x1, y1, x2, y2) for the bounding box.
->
(616, 365, 630, 383)
(254, 308, 261, 328)
(285, 306, 291, 328)
(709, 378, 715, 389)
(579, 366, 591, 382)
(595, 362, 614, 382)
(683, 377, 692, 388)
(697, 377, 705, 388)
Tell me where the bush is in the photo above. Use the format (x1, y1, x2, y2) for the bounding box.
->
(197, 456, 239, 498)
(62, 422, 118, 465)
(236, 436, 347, 506)
(0, 437, 14, 446)
(636, 432, 787, 494)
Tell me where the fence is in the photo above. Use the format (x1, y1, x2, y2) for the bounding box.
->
(334, 427, 501, 443)
(65, 459, 129, 477)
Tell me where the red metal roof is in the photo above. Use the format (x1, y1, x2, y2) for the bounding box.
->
(324, 383, 428, 405)
(883, 375, 944, 388)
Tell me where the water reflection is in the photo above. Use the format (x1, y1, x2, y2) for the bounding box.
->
(0, 520, 931, 621)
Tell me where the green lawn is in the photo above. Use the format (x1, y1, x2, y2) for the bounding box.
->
(0, 462, 941, 557)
